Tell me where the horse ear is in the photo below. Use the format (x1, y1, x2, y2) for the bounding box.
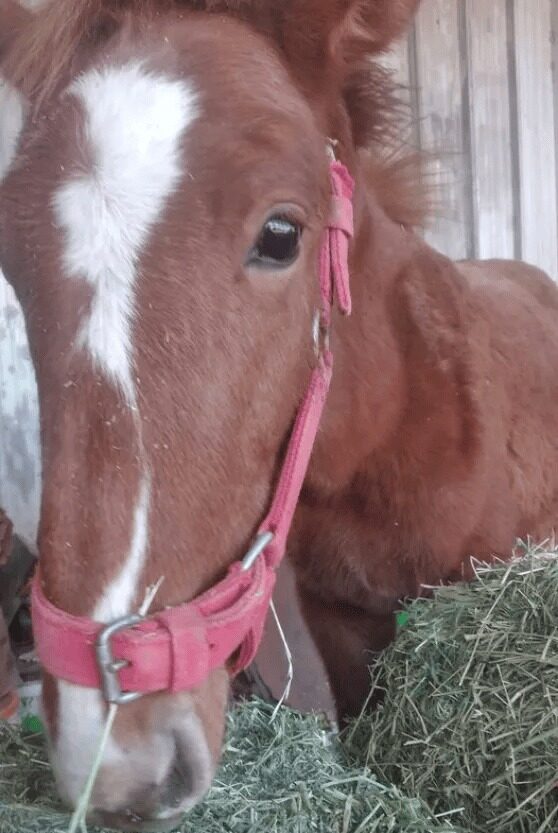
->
(216, 0, 419, 65)
(349, 0, 420, 52)
(259, 0, 419, 89)
(326, 0, 420, 66)
(271, 0, 420, 147)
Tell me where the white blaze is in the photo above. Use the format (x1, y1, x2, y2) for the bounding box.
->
(53, 61, 198, 406)
(51, 62, 201, 805)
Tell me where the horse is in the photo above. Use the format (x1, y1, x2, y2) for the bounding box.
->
(1, 0, 558, 830)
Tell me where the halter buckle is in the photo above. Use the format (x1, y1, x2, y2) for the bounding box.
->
(326, 138, 339, 161)
(312, 310, 330, 358)
(95, 614, 144, 705)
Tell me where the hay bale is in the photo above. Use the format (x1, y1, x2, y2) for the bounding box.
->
(2, 547, 558, 833)
(0, 702, 457, 833)
(350, 547, 558, 833)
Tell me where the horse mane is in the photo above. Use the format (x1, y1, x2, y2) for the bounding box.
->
(3, 0, 411, 109)
(343, 61, 430, 229)
(2, 0, 161, 100)
(2, 0, 429, 228)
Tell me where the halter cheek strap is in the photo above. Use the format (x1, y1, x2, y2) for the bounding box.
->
(31, 160, 354, 704)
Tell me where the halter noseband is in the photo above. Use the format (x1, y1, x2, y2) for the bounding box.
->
(31, 158, 354, 704)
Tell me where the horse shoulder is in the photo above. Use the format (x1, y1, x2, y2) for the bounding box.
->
(455, 257, 558, 535)
(383, 243, 558, 560)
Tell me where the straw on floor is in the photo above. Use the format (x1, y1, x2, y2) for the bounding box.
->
(1, 546, 558, 833)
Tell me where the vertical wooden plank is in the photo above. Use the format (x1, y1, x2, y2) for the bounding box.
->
(465, 0, 515, 260)
(0, 271, 41, 550)
(551, 0, 558, 264)
(414, 0, 471, 259)
(514, 0, 558, 279)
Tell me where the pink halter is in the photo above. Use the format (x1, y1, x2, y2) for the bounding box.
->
(31, 159, 354, 704)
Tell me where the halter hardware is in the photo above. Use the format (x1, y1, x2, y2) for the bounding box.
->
(241, 531, 275, 572)
(95, 614, 144, 704)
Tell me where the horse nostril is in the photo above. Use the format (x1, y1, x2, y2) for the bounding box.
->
(89, 809, 183, 833)
(159, 751, 194, 809)
(87, 745, 201, 832)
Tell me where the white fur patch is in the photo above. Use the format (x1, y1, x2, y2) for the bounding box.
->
(0, 76, 26, 182)
(53, 472, 151, 803)
(52, 684, 123, 806)
(53, 62, 198, 406)
(94, 471, 151, 621)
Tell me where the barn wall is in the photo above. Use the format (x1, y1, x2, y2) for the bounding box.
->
(0, 275, 40, 551)
(387, 0, 558, 279)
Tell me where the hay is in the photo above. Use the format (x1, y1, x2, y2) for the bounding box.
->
(0, 702, 457, 833)
(349, 546, 558, 833)
(2, 547, 558, 833)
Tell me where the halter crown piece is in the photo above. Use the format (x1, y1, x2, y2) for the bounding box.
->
(31, 157, 355, 704)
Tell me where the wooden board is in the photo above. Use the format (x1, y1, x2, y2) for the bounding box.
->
(513, 0, 558, 278)
(465, 0, 515, 259)
(381, 34, 420, 152)
(414, 0, 471, 259)
(386, 0, 558, 276)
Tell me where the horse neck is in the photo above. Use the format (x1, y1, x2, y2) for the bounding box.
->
(309, 187, 410, 489)
(312, 176, 481, 496)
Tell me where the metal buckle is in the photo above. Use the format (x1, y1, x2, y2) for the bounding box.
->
(326, 137, 339, 161)
(312, 310, 330, 359)
(241, 531, 274, 572)
(95, 613, 144, 705)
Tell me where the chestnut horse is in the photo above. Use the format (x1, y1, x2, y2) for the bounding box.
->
(2, 0, 558, 829)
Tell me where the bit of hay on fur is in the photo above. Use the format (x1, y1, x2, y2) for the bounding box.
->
(2, 546, 558, 833)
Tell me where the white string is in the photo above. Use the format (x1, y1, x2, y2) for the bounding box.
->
(269, 598, 293, 722)
(66, 577, 165, 833)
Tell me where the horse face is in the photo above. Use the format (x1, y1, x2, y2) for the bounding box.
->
(1, 0, 422, 825)
(6, 15, 326, 829)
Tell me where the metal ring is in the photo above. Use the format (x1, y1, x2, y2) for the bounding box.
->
(312, 310, 330, 358)
(95, 614, 144, 705)
(241, 531, 274, 572)
(326, 138, 339, 161)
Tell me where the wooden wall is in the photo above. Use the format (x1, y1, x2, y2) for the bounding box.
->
(385, 0, 558, 280)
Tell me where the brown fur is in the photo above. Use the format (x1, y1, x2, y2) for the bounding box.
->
(1, 0, 557, 825)
(0, 0, 31, 62)
(0, 507, 15, 703)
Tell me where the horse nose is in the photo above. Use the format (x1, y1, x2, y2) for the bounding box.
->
(88, 741, 208, 832)
(89, 809, 183, 832)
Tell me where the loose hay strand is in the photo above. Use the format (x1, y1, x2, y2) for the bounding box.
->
(269, 598, 294, 722)
(66, 577, 165, 833)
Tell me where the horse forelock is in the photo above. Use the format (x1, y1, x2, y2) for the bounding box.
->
(2, 0, 427, 230)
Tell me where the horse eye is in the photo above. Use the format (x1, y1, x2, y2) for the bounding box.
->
(248, 217, 302, 268)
